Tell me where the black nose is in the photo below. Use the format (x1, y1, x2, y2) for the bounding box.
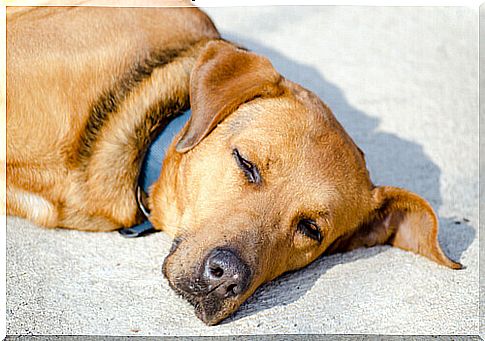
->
(203, 248, 251, 299)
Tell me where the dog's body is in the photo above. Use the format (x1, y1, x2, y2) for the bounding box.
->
(6, 5, 461, 325)
(7, 6, 218, 230)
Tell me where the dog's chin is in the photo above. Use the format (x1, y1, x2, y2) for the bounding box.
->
(162, 258, 240, 325)
(163, 273, 240, 325)
(194, 296, 241, 326)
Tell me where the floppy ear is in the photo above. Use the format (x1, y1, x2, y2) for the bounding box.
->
(175, 40, 283, 153)
(327, 186, 462, 269)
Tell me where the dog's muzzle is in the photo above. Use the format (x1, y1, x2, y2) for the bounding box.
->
(162, 244, 252, 324)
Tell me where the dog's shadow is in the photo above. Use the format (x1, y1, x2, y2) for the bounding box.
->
(219, 34, 476, 324)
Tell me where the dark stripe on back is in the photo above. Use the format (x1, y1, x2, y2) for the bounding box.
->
(132, 95, 190, 154)
(76, 46, 189, 169)
(130, 93, 190, 187)
(127, 94, 190, 216)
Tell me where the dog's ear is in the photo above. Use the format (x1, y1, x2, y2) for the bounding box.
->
(327, 186, 462, 269)
(175, 40, 283, 153)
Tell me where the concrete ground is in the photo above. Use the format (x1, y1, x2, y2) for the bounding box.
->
(6, 6, 479, 336)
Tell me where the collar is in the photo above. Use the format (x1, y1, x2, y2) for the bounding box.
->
(119, 109, 191, 238)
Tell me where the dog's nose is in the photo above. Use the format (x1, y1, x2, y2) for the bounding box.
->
(203, 248, 251, 298)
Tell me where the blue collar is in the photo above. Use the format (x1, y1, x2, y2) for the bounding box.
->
(139, 109, 191, 194)
(119, 109, 191, 237)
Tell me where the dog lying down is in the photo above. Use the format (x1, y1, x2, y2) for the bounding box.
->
(6, 5, 462, 325)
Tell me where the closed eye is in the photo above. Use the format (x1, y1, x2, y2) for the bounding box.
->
(232, 148, 262, 184)
(297, 219, 322, 243)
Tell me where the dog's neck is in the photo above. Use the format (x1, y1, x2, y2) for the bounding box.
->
(119, 109, 191, 237)
(139, 109, 191, 194)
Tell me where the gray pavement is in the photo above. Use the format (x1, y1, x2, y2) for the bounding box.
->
(6, 6, 479, 336)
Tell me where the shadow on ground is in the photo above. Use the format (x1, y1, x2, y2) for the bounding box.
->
(218, 33, 476, 324)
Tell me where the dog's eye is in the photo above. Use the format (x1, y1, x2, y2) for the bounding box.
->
(232, 148, 261, 184)
(297, 219, 322, 243)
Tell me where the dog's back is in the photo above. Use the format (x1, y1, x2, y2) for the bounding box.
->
(7, 6, 217, 164)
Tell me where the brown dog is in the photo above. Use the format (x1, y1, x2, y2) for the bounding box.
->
(6, 5, 461, 325)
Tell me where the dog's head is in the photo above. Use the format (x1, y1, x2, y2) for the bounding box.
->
(149, 40, 461, 325)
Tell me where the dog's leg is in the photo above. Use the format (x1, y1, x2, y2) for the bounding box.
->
(6, 163, 66, 227)
(7, 186, 59, 228)
(7, 184, 120, 231)
(58, 208, 120, 232)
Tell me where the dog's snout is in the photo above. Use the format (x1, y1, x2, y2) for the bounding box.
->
(203, 248, 251, 298)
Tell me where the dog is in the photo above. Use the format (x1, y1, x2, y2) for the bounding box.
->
(6, 4, 462, 325)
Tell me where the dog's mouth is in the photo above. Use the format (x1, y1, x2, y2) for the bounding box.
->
(162, 240, 253, 325)
(164, 276, 240, 325)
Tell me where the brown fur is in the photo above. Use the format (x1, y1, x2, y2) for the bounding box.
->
(6, 5, 461, 326)
(7, 6, 218, 230)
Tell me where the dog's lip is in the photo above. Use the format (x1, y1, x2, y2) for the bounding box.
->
(194, 302, 219, 325)
(193, 293, 236, 326)
(173, 280, 238, 305)
(194, 301, 209, 323)
(164, 275, 240, 325)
